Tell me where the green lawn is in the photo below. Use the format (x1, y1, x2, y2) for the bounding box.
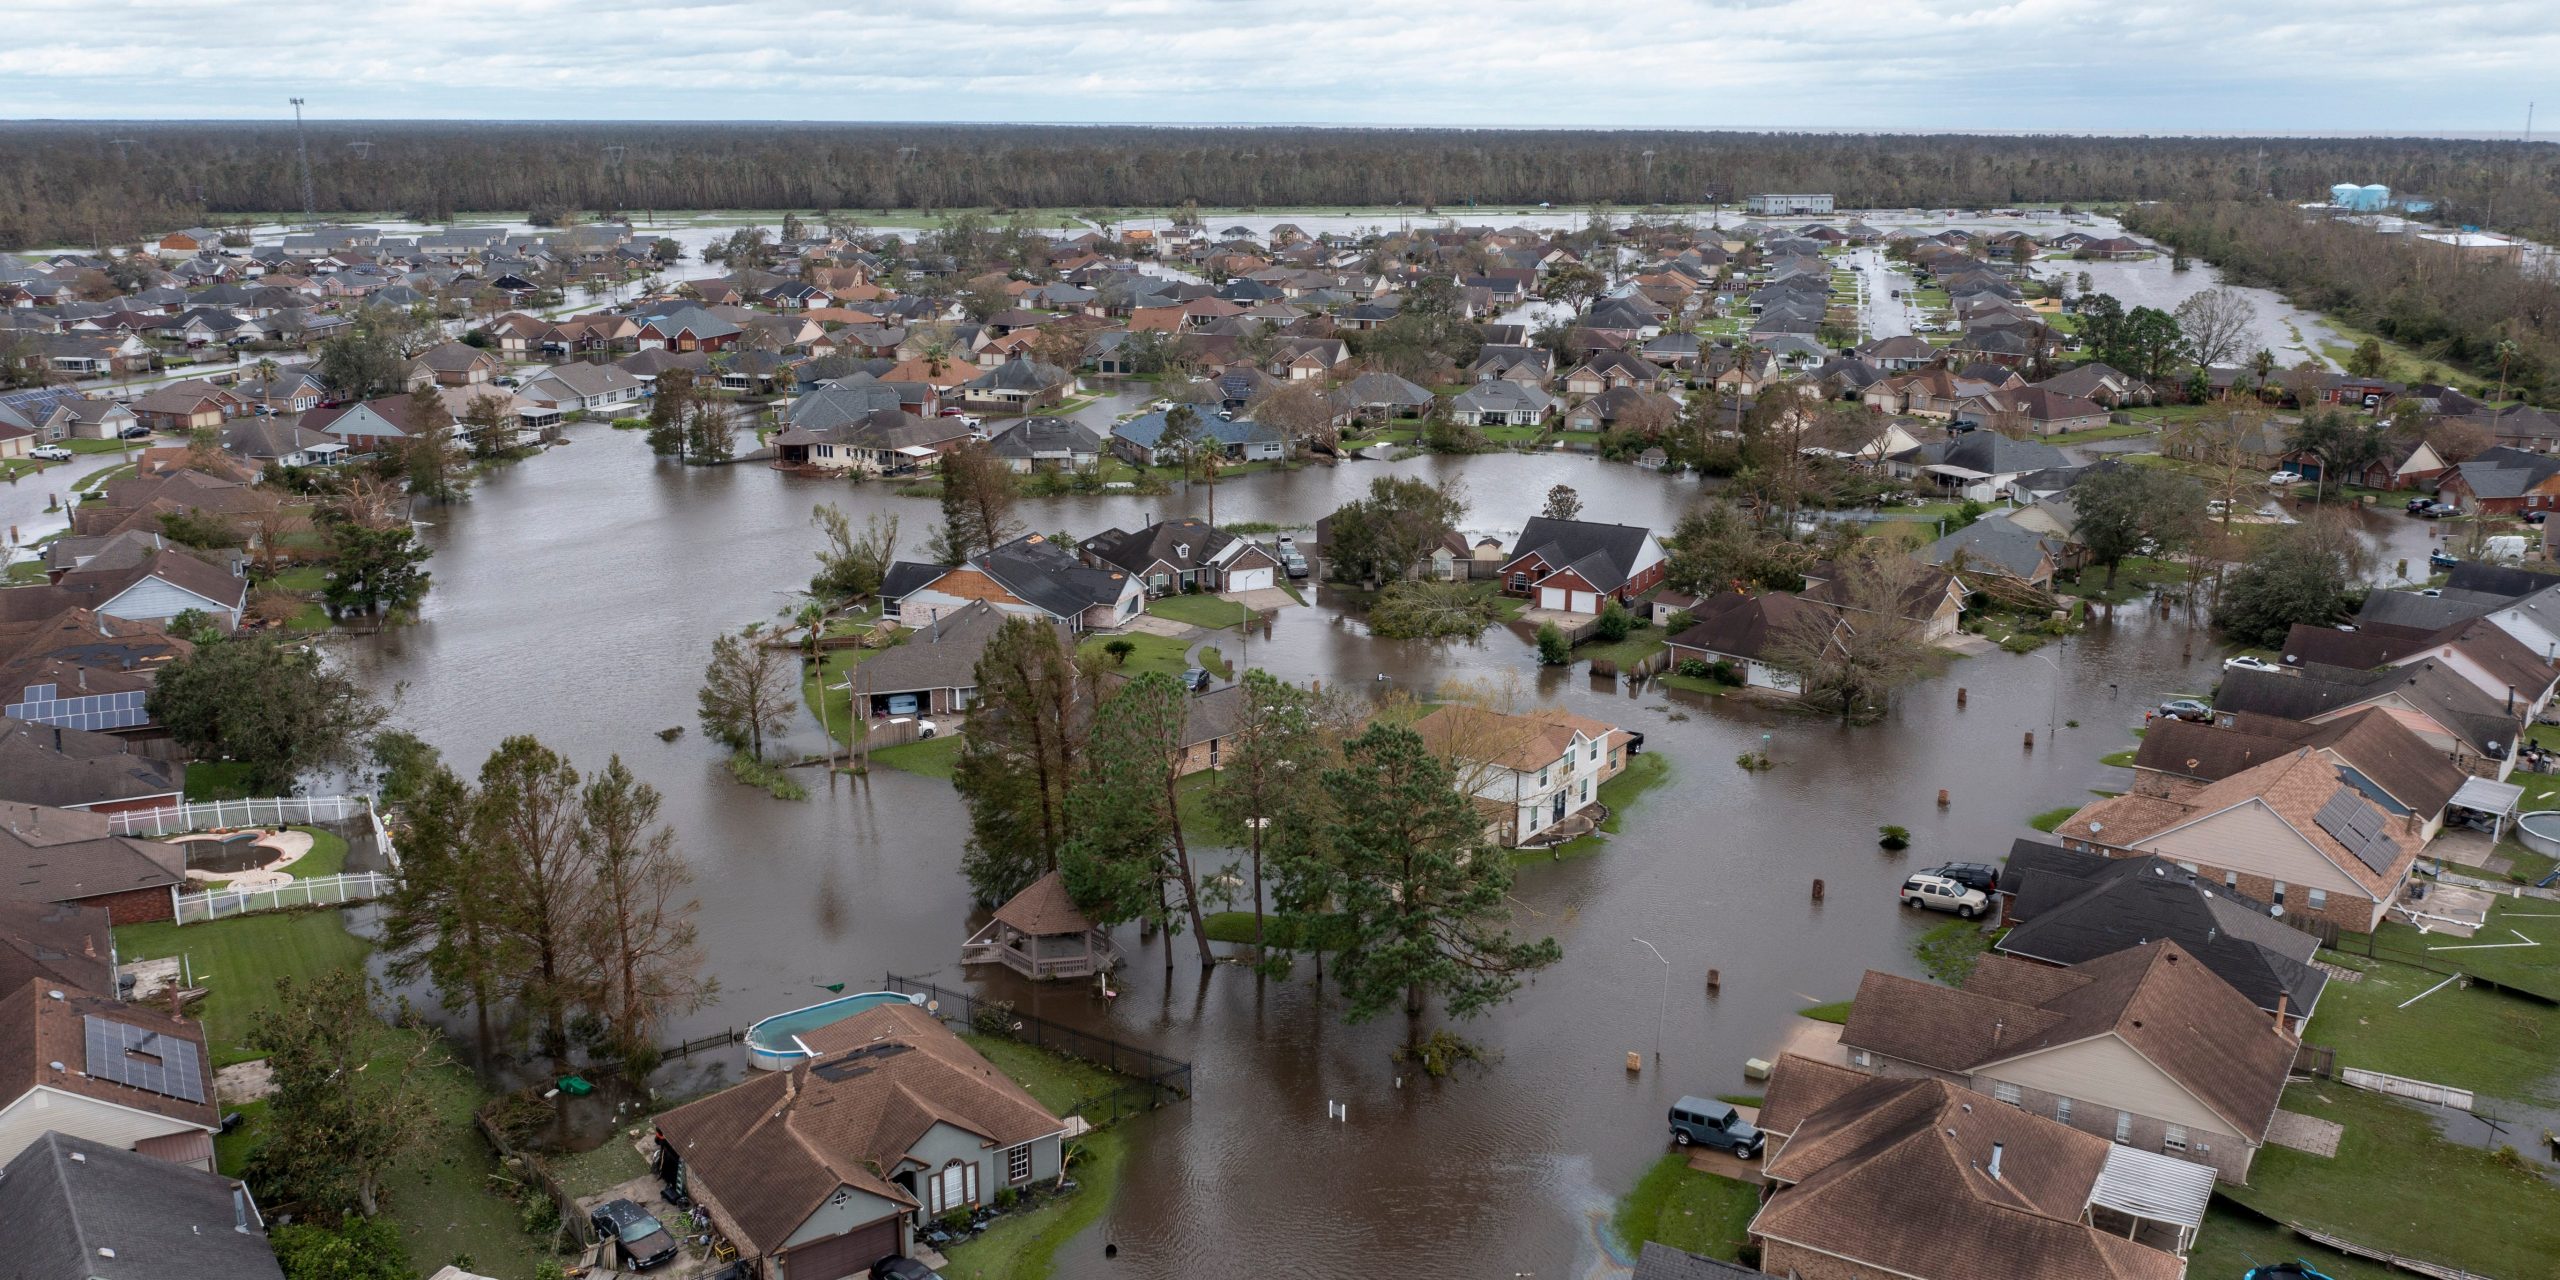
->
(1078, 630, 1191, 679)
(960, 1033, 1126, 1116)
(284, 825, 350, 878)
(2304, 951, 2560, 1105)
(1520, 751, 1672, 863)
(2027, 805, 2079, 833)
(115, 911, 376, 1066)
(66, 436, 138, 454)
(5, 559, 48, 585)
(940, 1128, 1127, 1280)
(2188, 1204, 2403, 1280)
(264, 564, 327, 593)
(1913, 920, 1996, 985)
(870, 733, 962, 780)
(1201, 910, 1353, 951)
(1609, 1154, 1761, 1261)
(1575, 631, 1668, 671)
(183, 761, 258, 801)
(2221, 1084, 2560, 1280)
(1796, 1000, 1854, 1024)
(1658, 672, 1735, 696)
(2368, 892, 2560, 1001)
(1171, 770, 1245, 845)
(1144, 593, 1254, 630)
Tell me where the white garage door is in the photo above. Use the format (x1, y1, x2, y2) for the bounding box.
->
(1539, 587, 1569, 611)
(1229, 567, 1274, 592)
(1571, 591, 1599, 614)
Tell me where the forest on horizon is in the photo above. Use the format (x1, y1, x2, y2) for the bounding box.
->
(4, 123, 2559, 250)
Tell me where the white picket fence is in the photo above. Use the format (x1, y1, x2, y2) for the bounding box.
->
(2340, 1067, 2476, 1111)
(174, 871, 396, 925)
(109, 795, 369, 837)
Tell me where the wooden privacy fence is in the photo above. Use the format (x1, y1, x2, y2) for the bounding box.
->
(882, 973, 1192, 1117)
(2290, 1225, 2499, 1280)
(174, 871, 395, 925)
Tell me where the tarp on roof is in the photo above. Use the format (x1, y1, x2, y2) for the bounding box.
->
(895, 445, 938, 457)
(2090, 1144, 2213, 1230)
(2450, 775, 2525, 817)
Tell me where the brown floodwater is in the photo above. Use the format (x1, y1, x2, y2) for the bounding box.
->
(340, 416, 2235, 1279)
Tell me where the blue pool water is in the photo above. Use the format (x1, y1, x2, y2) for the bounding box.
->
(743, 991, 925, 1064)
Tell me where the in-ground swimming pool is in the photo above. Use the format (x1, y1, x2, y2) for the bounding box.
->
(742, 991, 927, 1070)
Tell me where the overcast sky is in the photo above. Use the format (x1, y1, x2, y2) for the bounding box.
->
(5, 0, 2553, 134)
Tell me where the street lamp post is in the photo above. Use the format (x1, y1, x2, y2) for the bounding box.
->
(1631, 936, 1670, 1062)
(2027, 647, 2065, 742)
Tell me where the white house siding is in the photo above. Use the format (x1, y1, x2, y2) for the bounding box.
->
(103, 577, 240, 628)
(0, 1088, 212, 1170)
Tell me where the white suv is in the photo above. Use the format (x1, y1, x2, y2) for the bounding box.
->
(1899, 873, 1989, 919)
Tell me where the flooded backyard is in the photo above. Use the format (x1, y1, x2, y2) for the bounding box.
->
(337, 428, 2240, 1279)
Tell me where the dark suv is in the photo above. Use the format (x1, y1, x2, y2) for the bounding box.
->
(1922, 862, 1999, 894)
(589, 1199, 678, 1271)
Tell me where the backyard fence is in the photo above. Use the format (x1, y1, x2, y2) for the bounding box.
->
(2340, 1067, 2476, 1110)
(109, 795, 368, 837)
(882, 973, 1193, 1123)
(174, 871, 395, 925)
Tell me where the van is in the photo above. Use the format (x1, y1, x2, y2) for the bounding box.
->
(1667, 1096, 1764, 1157)
(2485, 534, 2528, 563)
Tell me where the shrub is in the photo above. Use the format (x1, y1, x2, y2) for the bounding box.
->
(1710, 659, 1740, 685)
(1368, 580, 1504, 641)
(1877, 824, 1912, 851)
(1593, 598, 1633, 642)
(1535, 622, 1570, 665)
(1104, 638, 1137, 665)
(1675, 658, 1713, 679)
(970, 997, 1019, 1038)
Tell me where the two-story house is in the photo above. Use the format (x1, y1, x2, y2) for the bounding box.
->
(1409, 704, 1632, 846)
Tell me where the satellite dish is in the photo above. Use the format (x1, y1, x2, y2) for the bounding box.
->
(2269, 905, 2285, 918)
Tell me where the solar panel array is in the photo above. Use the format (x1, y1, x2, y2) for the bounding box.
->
(83, 1015, 206, 1104)
(4, 683, 149, 732)
(2313, 788, 2402, 875)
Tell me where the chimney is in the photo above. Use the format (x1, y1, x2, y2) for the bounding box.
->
(2274, 992, 2291, 1034)
(1988, 1142, 2004, 1180)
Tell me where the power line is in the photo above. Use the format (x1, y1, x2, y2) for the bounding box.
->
(289, 97, 316, 225)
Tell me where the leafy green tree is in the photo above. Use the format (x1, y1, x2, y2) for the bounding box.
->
(2346, 336, 2387, 379)
(2070, 465, 2206, 589)
(809, 504, 898, 601)
(376, 747, 506, 1046)
(2115, 305, 2185, 382)
(2286, 409, 2385, 503)
(146, 635, 386, 792)
(314, 325, 410, 400)
(580, 755, 713, 1063)
(471, 736, 597, 1067)
(1540, 484, 1582, 521)
(321, 519, 433, 618)
(1535, 622, 1570, 665)
(682, 401, 733, 463)
(156, 508, 242, 550)
(1317, 721, 1560, 1029)
(932, 441, 1022, 562)
(1210, 670, 1331, 958)
(645, 367, 695, 458)
(243, 971, 435, 1220)
(2214, 525, 2356, 647)
(954, 617, 1090, 904)
(269, 1216, 418, 1280)
(1323, 474, 1466, 585)
(1061, 672, 1214, 969)
(697, 626, 793, 759)
(1592, 597, 1633, 643)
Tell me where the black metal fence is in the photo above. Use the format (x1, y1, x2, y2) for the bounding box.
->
(882, 973, 1192, 1124)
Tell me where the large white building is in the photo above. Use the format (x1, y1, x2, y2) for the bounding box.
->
(1746, 193, 1836, 216)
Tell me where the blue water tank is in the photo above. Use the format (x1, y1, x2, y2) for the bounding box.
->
(2357, 184, 2392, 211)
(2331, 183, 2361, 207)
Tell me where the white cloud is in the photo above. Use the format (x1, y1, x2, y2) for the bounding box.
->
(1, 0, 2552, 131)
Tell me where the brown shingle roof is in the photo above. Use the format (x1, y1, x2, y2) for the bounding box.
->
(0, 802, 184, 905)
(992, 870, 1093, 937)
(2061, 748, 2417, 900)
(1755, 1053, 1869, 1137)
(1752, 1074, 2181, 1280)
(1408, 703, 1623, 774)
(0, 977, 217, 1131)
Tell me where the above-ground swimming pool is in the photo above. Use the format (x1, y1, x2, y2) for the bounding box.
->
(2516, 810, 2560, 859)
(743, 991, 928, 1070)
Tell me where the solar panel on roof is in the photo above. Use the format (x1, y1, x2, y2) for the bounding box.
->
(2313, 789, 2403, 875)
(83, 1014, 206, 1104)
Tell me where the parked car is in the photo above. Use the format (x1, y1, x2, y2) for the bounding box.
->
(872, 1257, 946, 1280)
(2224, 655, 2283, 674)
(2159, 698, 2213, 722)
(28, 445, 71, 461)
(118, 424, 152, 439)
(2419, 503, 2459, 519)
(1668, 1097, 1764, 1157)
(2430, 550, 2461, 570)
(1279, 551, 1309, 580)
(1898, 873, 1989, 919)
(2267, 471, 2304, 487)
(2205, 499, 2230, 517)
(2406, 497, 2434, 514)
(589, 1200, 679, 1271)
(2527, 512, 2549, 525)
(1180, 666, 1211, 692)
(1922, 862, 2000, 894)
(885, 716, 939, 739)
(1275, 534, 1297, 551)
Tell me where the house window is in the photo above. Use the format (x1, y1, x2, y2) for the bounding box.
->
(2114, 1112, 2133, 1144)
(1007, 1144, 1032, 1184)
(2224, 870, 2238, 890)
(1588, 742, 1599, 762)
(930, 1160, 978, 1215)
(1580, 780, 1590, 802)
(1537, 768, 1549, 788)
(2307, 887, 2328, 911)
(2054, 1097, 2073, 1124)
(1991, 1082, 2022, 1107)
(1509, 573, 1529, 591)
(1850, 1049, 1871, 1068)
(2163, 1126, 2189, 1153)
(2271, 881, 2287, 907)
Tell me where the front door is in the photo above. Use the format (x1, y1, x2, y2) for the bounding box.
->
(1552, 791, 1567, 824)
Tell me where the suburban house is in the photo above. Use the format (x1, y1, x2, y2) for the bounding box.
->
(515, 362, 645, 418)
(1887, 431, 2070, 502)
(2434, 446, 2560, 515)
(844, 602, 1043, 718)
(884, 533, 1144, 633)
(220, 418, 347, 468)
(303, 393, 435, 453)
(1664, 593, 1840, 693)
(409, 341, 500, 387)
(1108, 410, 1286, 465)
(1918, 518, 2059, 591)
(1751, 1058, 2202, 1277)
(1409, 704, 1632, 847)
(0, 899, 114, 995)
(1496, 517, 1668, 615)
(44, 396, 139, 441)
(0, 977, 220, 1170)
(654, 1001, 1068, 1276)
(0, 716, 183, 813)
(127, 381, 242, 433)
(2214, 661, 2525, 781)
(961, 870, 1120, 981)
(1079, 519, 1282, 597)
(2054, 747, 2424, 933)
(2129, 708, 2465, 841)
(48, 548, 247, 631)
(771, 408, 971, 475)
(1837, 941, 2295, 1183)
(0, 801, 184, 923)
(985, 415, 1104, 472)
(960, 355, 1074, 415)
(1446, 379, 1556, 427)
(0, 1132, 283, 1280)
(1997, 840, 2326, 1032)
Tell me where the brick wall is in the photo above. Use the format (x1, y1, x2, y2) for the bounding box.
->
(78, 885, 173, 925)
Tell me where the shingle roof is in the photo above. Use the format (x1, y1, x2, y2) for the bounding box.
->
(0, 1132, 281, 1280)
(0, 716, 182, 811)
(0, 975, 218, 1131)
(1666, 592, 1838, 663)
(992, 870, 1094, 937)
(2134, 707, 2464, 820)
(1996, 845, 2326, 1023)
(856, 601, 1038, 696)
(2059, 746, 2421, 900)
(0, 801, 185, 904)
(1501, 516, 1657, 593)
(0, 899, 114, 994)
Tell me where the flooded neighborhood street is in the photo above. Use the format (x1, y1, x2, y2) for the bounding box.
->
(341, 432, 2228, 1279)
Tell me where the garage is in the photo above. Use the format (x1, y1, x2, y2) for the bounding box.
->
(1226, 565, 1274, 593)
(779, 1215, 901, 1280)
(1571, 591, 1599, 614)
(1539, 586, 1570, 610)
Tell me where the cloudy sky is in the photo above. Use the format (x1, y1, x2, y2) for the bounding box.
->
(4, 0, 2552, 133)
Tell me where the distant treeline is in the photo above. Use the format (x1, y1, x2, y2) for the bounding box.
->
(5, 122, 2560, 250)
(2126, 200, 2559, 403)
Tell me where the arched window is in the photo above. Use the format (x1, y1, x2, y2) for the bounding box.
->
(929, 1159, 978, 1215)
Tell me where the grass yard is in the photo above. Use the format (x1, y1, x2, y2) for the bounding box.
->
(2221, 1084, 2560, 1280)
(284, 825, 350, 878)
(2306, 951, 2560, 1104)
(1202, 910, 1353, 951)
(1575, 630, 1668, 671)
(2370, 891, 2560, 1001)
(961, 1033, 1126, 1115)
(869, 733, 962, 780)
(1796, 1000, 1854, 1024)
(264, 563, 328, 593)
(183, 760, 259, 801)
(1913, 920, 1997, 986)
(1171, 770, 1245, 845)
(2187, 1204, 2403, 1280)
(2027, 805, 2079, 833)
(1521, 752, 1672, 863)
(940, 1127, 1127, 1280)
(5, 558, 47, 585)
(1609, 1154, 1760, 1262)
(1657, 672, 1735, 696)
(1078, 630, 1191, 679)
(1144, 593, 1253, 629)
(115, 910, 376, 1066)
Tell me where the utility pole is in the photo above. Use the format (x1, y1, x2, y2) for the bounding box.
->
(290, 97, 316, 227)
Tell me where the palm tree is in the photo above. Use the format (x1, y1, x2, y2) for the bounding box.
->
(2495, 338, 2523, 404)
(796, 601, 835, 769)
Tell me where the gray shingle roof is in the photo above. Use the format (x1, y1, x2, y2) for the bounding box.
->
(0, 1132, 282, 1280)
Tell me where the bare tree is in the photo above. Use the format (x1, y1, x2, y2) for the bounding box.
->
(2173, 287, 2257, 370)
(1771, 549, 1930, 723)
(580, 755, 714, 1062)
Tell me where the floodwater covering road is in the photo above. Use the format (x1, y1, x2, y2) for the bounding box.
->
(339, 428, 2240, 1280)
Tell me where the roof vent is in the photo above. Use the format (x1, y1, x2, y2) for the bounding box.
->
(69, 1151, 84, 1162)
(96, 1248, 113, 1259)
(46, 990, 62, 1000)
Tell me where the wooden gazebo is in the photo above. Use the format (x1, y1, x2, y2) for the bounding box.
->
(960, 871, 1122, 981)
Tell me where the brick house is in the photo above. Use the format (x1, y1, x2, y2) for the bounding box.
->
(1495, 517, 1668, 615)
(0, 801, 182, 923)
